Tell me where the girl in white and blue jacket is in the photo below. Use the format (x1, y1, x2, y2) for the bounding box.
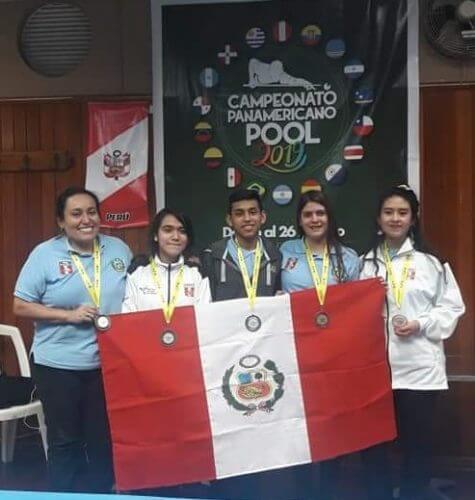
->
(122, 208, 210, 313)
(360, 185, 465, 500)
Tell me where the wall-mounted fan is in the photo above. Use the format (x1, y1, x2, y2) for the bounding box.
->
(423, 0, 475, 58)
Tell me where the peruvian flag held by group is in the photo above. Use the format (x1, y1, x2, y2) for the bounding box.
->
(86, 102, 149, 228)
(97, 278, 396, 491)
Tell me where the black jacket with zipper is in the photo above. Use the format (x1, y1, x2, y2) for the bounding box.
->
(200, 237, 282, 301)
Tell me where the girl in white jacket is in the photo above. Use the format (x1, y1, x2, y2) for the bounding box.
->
(122, 208, 211, 313)
(360, 185, 465, 500)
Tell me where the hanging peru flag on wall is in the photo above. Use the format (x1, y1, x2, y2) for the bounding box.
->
(86, 102, 149, 228)
(98, 278, 396, 491)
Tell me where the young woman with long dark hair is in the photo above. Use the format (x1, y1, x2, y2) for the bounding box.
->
(122, 208, 210, 313)
(360, 185, 465, 500)
(14, 186, 131, 493)
(280, 190, 359, 293)
(280, 190, 360, 499)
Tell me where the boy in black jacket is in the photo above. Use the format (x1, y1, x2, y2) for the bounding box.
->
(201, 188, 281, 301)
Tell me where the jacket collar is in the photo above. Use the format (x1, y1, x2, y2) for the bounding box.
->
(153, 254, 185, 269)
(224, 236, 270, 263)
(294, 237, 338, 256)
(63, 234, 104, 256)
(214, 236, 279, 261)
(369, 237, 414, 262)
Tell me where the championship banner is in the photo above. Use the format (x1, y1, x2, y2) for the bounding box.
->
(86, 102, 150, 228)
(98, 278, 396, 491)
(153, 0, 419, 253)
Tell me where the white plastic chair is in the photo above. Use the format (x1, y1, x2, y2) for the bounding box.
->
(0, 324, 47, 463)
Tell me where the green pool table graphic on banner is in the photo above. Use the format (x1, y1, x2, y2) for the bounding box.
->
(154, 0, 419, 253)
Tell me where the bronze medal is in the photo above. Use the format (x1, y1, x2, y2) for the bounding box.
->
(315, 311, 329, 328)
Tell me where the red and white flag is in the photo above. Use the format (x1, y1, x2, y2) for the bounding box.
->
(344, 144, 364, 160)
(226, 167, 242, 188)
(273, 20, 292, 42)
(86, 102, 149, 228)
(353, 115, 374, 137)
(98, 278, 396, 491)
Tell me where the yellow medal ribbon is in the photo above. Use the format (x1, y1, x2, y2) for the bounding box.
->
(70, 239, 101, 308)
(382, 242, 412, 308)
(235, 239, 262, 309)
(304, 239, 330, 307)
(149, 257, 185, 324)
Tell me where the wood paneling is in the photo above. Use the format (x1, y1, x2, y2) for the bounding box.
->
(420, 86, 475, 460)
(0, 99, 151, 375)
(421, 87, 475, 376)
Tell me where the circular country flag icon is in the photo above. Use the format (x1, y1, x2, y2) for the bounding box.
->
(217, 44, 238, 65)
(301, 25, 321, 46)
(193, 96, 211, 115)
(247, 181, 266, 197)
(203, 147, 223, 169)
(343, 145, 364, 161)
(246, 27, 265, 48)
(301, 179, 321, 193)
(226, 167, 242, 188)
(353, 87, 374, 105)
(199, 67, 219, 88)
(273, 20, 292, 43)
(325, 38, 346, 58)
(352, 115, 374, 137)
(325, 164, 347, 186)
(194, 122, 212, 143)
(272, 184, 293, 205)
(344, 59, 365, 79)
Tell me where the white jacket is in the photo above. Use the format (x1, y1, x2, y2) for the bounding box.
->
(360, 238, 465, 390)
(122, 255, 211, 313)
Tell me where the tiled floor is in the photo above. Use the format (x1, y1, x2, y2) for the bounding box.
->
(1, 429, 474, 499)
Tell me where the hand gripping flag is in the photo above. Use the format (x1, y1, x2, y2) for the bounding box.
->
(86, 102, 149, 228)
(97, 278, 396, 491)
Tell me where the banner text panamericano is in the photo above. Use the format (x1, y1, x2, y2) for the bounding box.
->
(226, 90, 338, 146)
